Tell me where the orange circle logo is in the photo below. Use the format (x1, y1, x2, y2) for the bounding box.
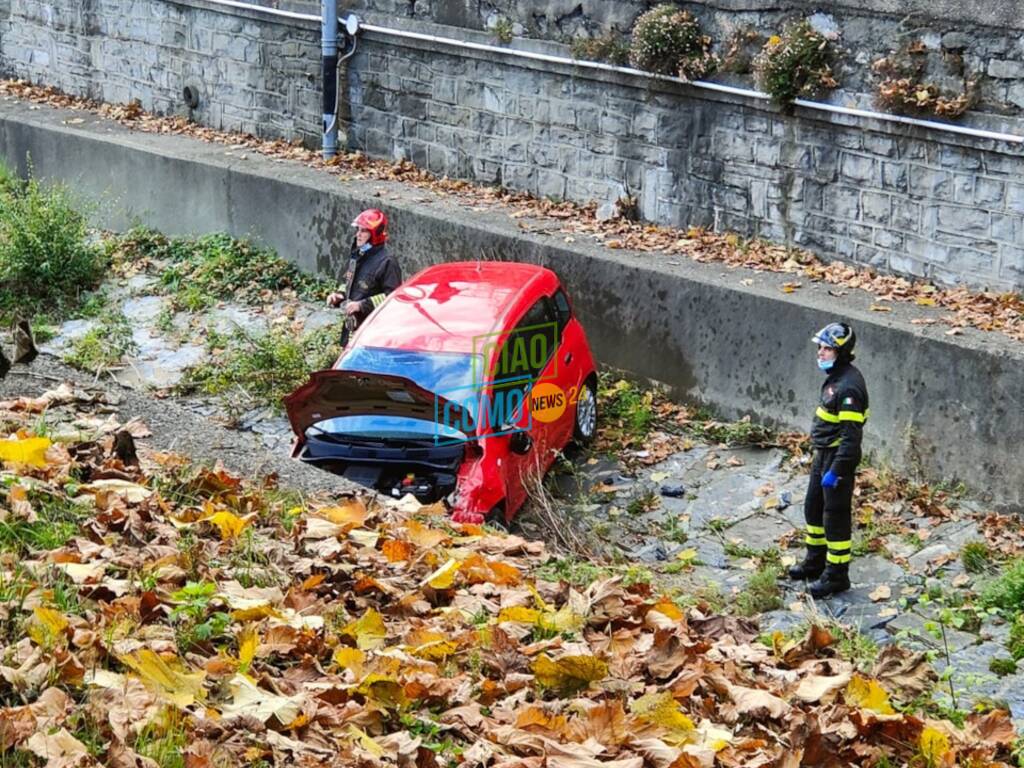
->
(530, 382, 567, 423)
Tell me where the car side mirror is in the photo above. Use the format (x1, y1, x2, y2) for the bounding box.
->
(509, 431, 532, 455)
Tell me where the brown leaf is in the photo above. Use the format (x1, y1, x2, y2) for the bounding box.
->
(871, 646, 937, 701)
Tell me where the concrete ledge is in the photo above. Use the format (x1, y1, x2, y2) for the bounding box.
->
(2, 99, 1022, 508)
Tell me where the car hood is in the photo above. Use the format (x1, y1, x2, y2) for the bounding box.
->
(283, 370, 475, 438)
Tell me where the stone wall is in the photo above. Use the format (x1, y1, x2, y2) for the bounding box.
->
(0, 0, 323, 142)
(1, 0, 1024, 290)
(348, 30, 1024, 289)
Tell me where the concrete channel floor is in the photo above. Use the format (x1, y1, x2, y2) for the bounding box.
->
(2, 266, 1023, 722)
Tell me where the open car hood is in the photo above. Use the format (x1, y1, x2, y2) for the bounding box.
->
(283, 370, 475, 438)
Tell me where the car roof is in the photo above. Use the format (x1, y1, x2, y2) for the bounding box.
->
(352, 261, 559, 355)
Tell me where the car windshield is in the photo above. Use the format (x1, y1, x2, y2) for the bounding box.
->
(310, 346, 484, 442)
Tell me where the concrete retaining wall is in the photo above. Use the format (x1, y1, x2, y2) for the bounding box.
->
(2, 99, 1021, 509)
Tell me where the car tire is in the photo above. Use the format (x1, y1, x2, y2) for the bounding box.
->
(572, 378, 597, 445)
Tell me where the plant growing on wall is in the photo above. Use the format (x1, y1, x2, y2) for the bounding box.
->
(570, 32, 631, 66)
(721, 28, 764, 75)
(629, 5, 717, 81)
(872, 42, 977, 119)
(753, 19, 838, 107)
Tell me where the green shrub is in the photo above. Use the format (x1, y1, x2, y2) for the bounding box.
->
(980, 557, 1024, 613)
(754, 19, 838, 106)
(735, 563, 783, 616)
(960, 540, 991, 574)
(64, 309, 137, 372)
(1009, 615, 1024, 661)
(571, 32, 631, 66)
(181, 324, 342, 413)
(110, 228, 331, 311)
(0, 166, 105, 317)
(629, 5, 716, 80)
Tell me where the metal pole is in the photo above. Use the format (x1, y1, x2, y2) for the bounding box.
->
(321, 0, 339, 159)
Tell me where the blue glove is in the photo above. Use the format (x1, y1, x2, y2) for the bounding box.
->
(821, 470, 840, 489)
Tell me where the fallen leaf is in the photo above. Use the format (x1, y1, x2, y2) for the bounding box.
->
(0, 436, 51, 467)
(532, 655, 608, 695)
(845, 674, 895, 715)
(868, 585, 891, 602)
(221, 673, 303, 724)
(341, 608, 387, 650)
(118, 649, 207, 708)
(26, 728, 93, 768)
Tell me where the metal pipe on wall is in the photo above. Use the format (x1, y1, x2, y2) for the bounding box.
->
(321, 0, 339, 158)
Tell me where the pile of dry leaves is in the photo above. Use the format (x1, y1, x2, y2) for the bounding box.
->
(0, 384, 1018, 767)
(3, 78, 1024, 345)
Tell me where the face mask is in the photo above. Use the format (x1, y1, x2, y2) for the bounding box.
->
(358, 242, 372, 254)
(817, 358, 834, 372)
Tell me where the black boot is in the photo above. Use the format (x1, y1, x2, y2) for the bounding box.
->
(787, 547, 826, 580)
(0, 345, 10, 380)
(809, 563, 851, 598)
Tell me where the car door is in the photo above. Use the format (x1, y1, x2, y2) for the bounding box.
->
(492, 297, 560, 513)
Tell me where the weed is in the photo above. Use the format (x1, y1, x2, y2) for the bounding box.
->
(662, 515, 689, 545)
(706, 517, 732, 534)
(621, 565, 653, 587)
(626, 489, 659, 516)
(180, 324, 342, 413)
(599, 376, 655, 441)
(535, 556, 607, 586)
(1009, 615, 1024, 661)
(754, 19, 838, 106)
(675, 581, 726, 613)
(873, 42, 976, 119)
(134, 707, 189, 768)
(155, 305, 177, 335)
(64, 308, 137, 372)
(686, 414, 775, 446)
(110, 228, 330, 310)
(169, 581, 231, 651)
(829, 622, 879, 670)
(0, 491, 89, 556)
(629, 5, 717, 80)
(491, 17, 515, 44)
(570, 32, 631, 65)
(0, 164, 106, 319)
(980, 557, 1024, 613)
(989, 657, 1017, 677)
(734, 563, 783, 616)
(960, 540, 991, 574)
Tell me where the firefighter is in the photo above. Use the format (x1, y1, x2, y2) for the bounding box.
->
(788, 322, 869, 597)
(326, 208, 402, 345)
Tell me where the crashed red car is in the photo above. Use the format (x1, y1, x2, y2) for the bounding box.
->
(283, 261, 598, 524)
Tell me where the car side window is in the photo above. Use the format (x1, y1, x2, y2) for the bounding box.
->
(553, 290, 572, 333)
(493, 298, 558, 385)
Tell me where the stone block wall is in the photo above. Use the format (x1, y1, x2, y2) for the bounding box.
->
(1, 0, 1024, 289)
(348, 35, 1024, 289)
(0, 0, 323, 142)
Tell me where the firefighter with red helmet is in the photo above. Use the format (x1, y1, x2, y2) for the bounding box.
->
(327, 208, 402, 344)
(788, 321, 869, 598)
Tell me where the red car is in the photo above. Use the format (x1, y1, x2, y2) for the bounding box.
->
(283, 261, 599, 525)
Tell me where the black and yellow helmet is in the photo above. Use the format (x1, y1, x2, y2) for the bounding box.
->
(812, 322, 856, 359)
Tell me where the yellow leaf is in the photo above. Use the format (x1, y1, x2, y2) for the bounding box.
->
(725, 234, 739, 246)
(119, 648, 207, 707)
(341, 608, 387, 650)
(676, 548, 698, 564)
(532, 654, 607, 694)
(406, 629, 458, 660)
(920, 725, 951, 763)
(650, 597, 684, 622)
(238, 625, 258, 673)
(845, 674, 894, 715)
(230, 604, 282, 622)
(333, 646, 366, 673)
(423, 557, 461, 589)
(498, 606, 541, 624)
(201, 509, 252, 540)
(348, 725, 385, 757)
(27, 606, 69, 646)
(0, 436, 51, 467)
(539, 604, 585, 634)
(355, 673, 406, 708)
(316, 500, 368, 529)
(631, 691, 695, 743)
(768, 35, 782, 45)
(915, 297, 937, 307)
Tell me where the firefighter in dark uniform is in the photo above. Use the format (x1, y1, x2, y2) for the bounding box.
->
(788, 322, 869, 597)
(326, 208, 402, 345)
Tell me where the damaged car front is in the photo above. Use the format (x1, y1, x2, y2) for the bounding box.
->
(283, 345, 504, 519)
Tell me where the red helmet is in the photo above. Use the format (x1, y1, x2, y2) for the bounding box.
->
(352, 208, 388, 246)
